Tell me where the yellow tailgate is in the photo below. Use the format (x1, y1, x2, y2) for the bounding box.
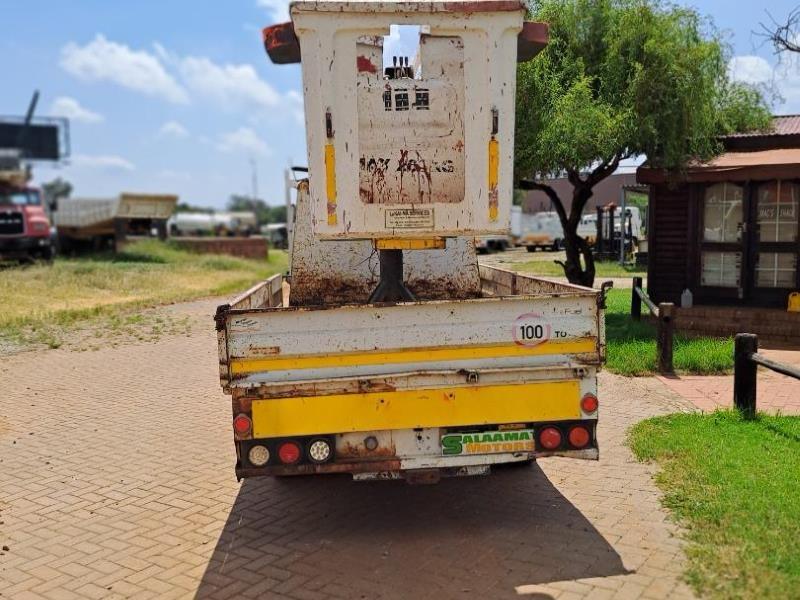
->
(252, 380, 581, 438)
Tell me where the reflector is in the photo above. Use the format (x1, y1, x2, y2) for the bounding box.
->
(233, 414, 252, 435)
(581, 393, 599, 414)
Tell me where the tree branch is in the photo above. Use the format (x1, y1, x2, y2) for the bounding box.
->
(758, 9, 800, 55)
(517, 179, 569, 226)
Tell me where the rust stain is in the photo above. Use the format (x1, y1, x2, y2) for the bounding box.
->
(338, 441, 398, 460)
(356, 55, 378, 74)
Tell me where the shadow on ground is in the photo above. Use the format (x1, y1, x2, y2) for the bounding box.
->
(196, 462, 627, 599)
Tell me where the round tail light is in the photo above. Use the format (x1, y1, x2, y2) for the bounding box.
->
(539, 427, 562, 450)
(307, 439, 333, 464)
(278, 441, 302, 465)
(581, 393, 599, 414)
(568, 426, 591, 449)
(248, 445, 270, 467)
(233, 414, 252, 436)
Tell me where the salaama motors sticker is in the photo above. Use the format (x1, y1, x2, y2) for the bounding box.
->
(385, 207, 435, 229)
(512, 312, 552, 346)
(441, 429, 535, 456)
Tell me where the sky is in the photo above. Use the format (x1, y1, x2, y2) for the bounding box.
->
(2, 0, 800, 209)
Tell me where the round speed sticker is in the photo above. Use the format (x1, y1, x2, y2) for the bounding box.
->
(512, 313, 552, 347)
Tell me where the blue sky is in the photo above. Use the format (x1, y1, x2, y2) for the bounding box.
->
(2, 0, 799, 209)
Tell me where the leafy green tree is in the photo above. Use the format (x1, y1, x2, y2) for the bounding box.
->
(227, 195, 286, 225)
(516, 0, 771, 287)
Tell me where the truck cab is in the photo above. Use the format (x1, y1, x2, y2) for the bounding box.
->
(0, 181, 54, 262)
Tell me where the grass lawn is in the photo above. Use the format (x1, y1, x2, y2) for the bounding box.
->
(629, 411, 800, 599)
(0, 239, 286, 348)
(605, 288, 733, 376)
(515, 258, 646, 278)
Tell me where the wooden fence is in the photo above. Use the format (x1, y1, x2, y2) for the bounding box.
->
(631, 276, 675, 373)
(733, 333, 800, 418)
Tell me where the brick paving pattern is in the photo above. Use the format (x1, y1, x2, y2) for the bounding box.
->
(1, 299, 695, 599)
(659, 347, 800, 415)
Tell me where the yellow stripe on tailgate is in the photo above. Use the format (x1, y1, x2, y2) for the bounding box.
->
(231, 338, 597, 375)
(251, 380, 581, 438)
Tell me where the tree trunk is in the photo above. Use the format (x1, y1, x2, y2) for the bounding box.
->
(556, 184, 596, 287)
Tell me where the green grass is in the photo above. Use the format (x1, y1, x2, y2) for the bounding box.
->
(629, 411, 800, 599)
(0, 239, 287, 348)
(605, 288, 733, 376)
(515, 259, 646, 278)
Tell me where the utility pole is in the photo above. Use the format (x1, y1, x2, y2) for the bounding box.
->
(249, 156, 259, 202)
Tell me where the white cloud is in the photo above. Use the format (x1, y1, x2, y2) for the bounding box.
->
(178, 56, 281, 111)
(158, 120, 189, 138)
(728, 55, 773, 86)
(70, 154, 135, 171)
(49, 96, 104, 123)
(285, 90, 304, 124)
(256, 0, 290, 22)
(218, 127, 270, 156)
(729, 54, 800, 112)
(60, 35, 188, 104)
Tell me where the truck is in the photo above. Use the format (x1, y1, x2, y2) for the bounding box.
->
(0, 167, 55, 262)
(519, 211, 564, 252)
(217, 182, 606, 482)
(214, 0, 605, 483)
(55, 193, 177, 251)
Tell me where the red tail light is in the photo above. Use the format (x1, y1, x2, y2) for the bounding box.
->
(278, 441, 302, 464)
(581, 393, 598, 414)
(233, 414, 252, 435)
(539, 427, 562, 450)
(568, 426, 591, 449)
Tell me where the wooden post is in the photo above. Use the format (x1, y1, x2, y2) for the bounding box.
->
(657, 302, 674, 373)
(734, 333, 758, 419)
(632, 276, 642, 320)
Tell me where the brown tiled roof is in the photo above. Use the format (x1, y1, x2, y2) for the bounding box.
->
(724, 115, 800, 138)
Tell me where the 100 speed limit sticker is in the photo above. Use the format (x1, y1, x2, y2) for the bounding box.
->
(512, 313, 553, 347)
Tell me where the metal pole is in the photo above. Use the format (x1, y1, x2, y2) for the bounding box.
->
(734, 333, 758, 419)
(284, 167, 295, 261)
(619, 187, 626, 266)
(657, 303, 674, 373)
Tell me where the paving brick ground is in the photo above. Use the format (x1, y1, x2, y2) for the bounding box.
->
(659, 347, 800, 415)
(1, 299, 695, 599)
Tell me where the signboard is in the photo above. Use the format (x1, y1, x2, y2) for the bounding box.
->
(0, 120, 65, 160)
(441, 429, 535, 456)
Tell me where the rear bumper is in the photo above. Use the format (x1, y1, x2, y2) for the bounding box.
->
(235, 422, 599, 481)
(235, 448, 598, 480)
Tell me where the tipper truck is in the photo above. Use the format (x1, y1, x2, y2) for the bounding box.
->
(215, 0, 608, 483)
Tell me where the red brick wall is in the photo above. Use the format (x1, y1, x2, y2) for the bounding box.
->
(170, 236, 269, 260)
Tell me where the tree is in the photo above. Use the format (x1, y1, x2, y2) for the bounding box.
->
(515, 0, 771, 287)
(227, 195, 286, 225)
(41, 177, 72, 209)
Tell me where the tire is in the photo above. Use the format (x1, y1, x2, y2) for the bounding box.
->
(551, 239, 563, 252)
(526, 246, 536, 253)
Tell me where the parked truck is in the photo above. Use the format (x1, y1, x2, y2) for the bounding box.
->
(0, 167, 55, 262)
(214, 0, 605, 483)
(55, 193, 177, 251)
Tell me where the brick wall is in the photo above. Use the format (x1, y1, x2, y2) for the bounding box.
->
(170, 236, 269, 260)
(673, 306, 800, 344)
